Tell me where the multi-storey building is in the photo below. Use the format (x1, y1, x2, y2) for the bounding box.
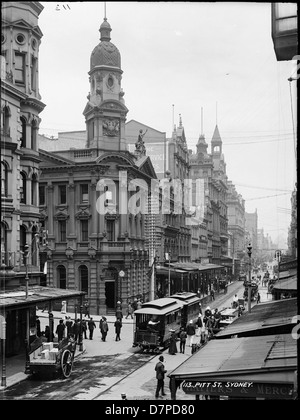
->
(38, 17, 157, 315)
(287, 183, 297, 259)
(1, 1, 45, 288)
(226, 180, 246, 277)
(210, 125, 229, 267)
(189, 124, 230, 267)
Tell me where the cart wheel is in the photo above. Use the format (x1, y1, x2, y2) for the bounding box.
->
(61, 349, 73, 378)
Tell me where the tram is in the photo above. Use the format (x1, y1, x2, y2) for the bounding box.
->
(133, 293, 201, 353)
(170, 292, 201, 326)
(133, 297, 183, 353)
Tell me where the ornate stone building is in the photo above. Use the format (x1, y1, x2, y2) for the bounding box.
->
(1, 1, 45, 289)
(38, 17, 157, 315)
(189, 125, 229, 267)
(226, 180, 246, 277)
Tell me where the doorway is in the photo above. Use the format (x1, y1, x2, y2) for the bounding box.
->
(105, 281, 115, 310)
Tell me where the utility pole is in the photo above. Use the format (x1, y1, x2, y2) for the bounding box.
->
(247, 243, 252, 313)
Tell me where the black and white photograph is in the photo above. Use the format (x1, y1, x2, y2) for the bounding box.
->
(0, 1, 297, 403)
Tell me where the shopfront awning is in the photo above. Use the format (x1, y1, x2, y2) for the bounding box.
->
(272, 276, 297, 292)
(170, 262, 224, 272)
(0, 286, 86, 311)
(168, 333, 297, 399)
(156, 266, 187, 276)
(215, 297, 297, 338)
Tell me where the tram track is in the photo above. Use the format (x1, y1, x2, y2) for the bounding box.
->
(0, 349, 157, 400)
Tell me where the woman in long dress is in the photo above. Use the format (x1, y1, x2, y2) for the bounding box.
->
(168, 330, 178, 355)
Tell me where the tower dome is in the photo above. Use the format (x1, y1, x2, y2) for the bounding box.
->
(90, 18, 121, 70)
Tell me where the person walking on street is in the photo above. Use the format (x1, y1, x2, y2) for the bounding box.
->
(36, 316, 41, 337)
(72, 319, 80, 343)
(115, 301, 123, 320)
(132, 298, 138, 312)
(114, 318, 122, 341)
(179, 327, 187, 354)
(84, 300, 90, 318)
(168, 329, 178, 355)
(186, 320, 196, 347)
(56, 319, 66, 342)
(210, 288, 215, 301)
(65, 316, 73, 338)
(125, 301, 133, 319)
(155, 355, 167, 398)
(101, 316, 109, 341)
(256, 292, 261, 304)
(88, 317, 96, 340)
(81, 318, 87, 339)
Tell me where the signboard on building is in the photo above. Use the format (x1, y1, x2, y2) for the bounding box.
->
(181, 380, 294, 399)
(128, 143, 166, 176)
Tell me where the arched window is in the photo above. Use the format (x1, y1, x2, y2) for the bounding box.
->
(1, 161, 8, 196)
(20, 225, 27, 264)
(20, 116, 27, 148)
(31, 173, 38, 206)
(79, 265, 89, 295)
(57, 265, 66, 289)
(20, 171, 26, 203)
(31, 119, 37, 150)
(2, 106, 10, 136)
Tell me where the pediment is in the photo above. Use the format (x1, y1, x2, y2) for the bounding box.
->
(75, 209, 91, 220)
(2, 19, 43, 38)
(39, 149, 74, 167)
(54, 211, 69, 220)
(136, 156, 157, 179)
(96, 151, 135, 167)
(99, 100, 129, 114)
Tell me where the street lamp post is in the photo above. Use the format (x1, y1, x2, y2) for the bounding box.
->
(247, 243, 252, 313)
(0, 315, 6, 387)
(23, 243, 31, 374)
(165, 252, 171, 296)
(118, 270, 125, 303)
(79, 297, 83, 352)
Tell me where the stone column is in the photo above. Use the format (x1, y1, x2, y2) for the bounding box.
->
(67, 183, 75, 236)
(90, 181, 98, 236)
(47, 184, 54, 236)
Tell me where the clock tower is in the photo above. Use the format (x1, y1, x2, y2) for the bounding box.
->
(83, 17, 128, 152)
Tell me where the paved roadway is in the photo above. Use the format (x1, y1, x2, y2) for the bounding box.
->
(0, 279, 270, 400)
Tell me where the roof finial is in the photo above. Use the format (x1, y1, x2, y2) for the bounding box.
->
(216, 101, 218, 125)
(201, 107, 203, 135)
(104, 1, 107, 19)
(179, 114, 182, 127)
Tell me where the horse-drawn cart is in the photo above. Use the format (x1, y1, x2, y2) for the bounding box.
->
(28, 336, 76, 379)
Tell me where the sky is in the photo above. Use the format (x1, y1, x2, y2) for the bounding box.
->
(37, 2, 297, 247)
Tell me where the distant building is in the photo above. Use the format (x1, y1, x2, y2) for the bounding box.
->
(245, 210, 258, 265)
(226, 181, 246, 277)
(287, 183, 297, 259)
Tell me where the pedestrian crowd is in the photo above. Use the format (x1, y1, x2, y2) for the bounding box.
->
(36, 298, 144, 345)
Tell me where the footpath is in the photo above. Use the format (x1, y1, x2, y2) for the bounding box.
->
(1, 280, 269, 394)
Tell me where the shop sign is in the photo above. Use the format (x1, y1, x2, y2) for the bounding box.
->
(181, 380, 294, 399)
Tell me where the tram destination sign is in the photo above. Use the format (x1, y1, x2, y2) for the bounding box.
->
(181, 380, 294, 399)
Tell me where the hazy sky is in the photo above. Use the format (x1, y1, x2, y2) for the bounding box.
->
(38, 2, 297, 246)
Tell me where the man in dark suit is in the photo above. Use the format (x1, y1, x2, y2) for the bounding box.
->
(88, 317, 96, 340)
(155, 355, 167, 398)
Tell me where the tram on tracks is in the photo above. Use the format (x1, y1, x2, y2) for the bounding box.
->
(133, 293, 201, 353)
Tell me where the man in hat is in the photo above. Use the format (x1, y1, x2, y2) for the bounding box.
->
(186, 320, 196, 347)
(155, 355, 167, 398)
